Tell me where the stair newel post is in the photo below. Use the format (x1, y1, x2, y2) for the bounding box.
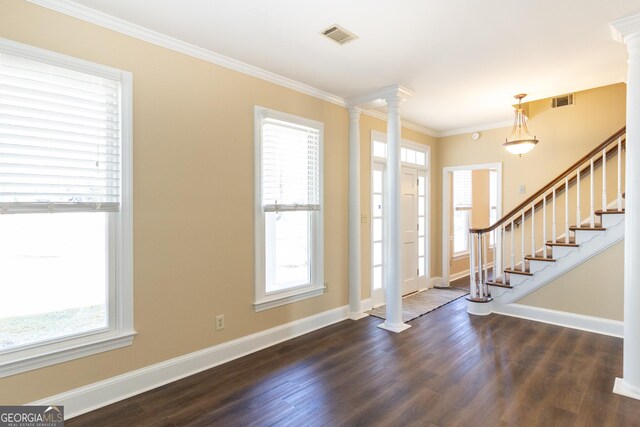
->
(531, 202, 535, 259)
(510, 219, 515, 270)
(565, 177, 570, 244)
(618, 136, 623, 211)
(602, 148, 608, 211)
(590, 158, 595, 227)
(520, 211, 525, 272)
(543, 192, 547, 258)
(552, 187, 557, 243)
(469, 231, 477, 299)
(576, 167, 581, 227)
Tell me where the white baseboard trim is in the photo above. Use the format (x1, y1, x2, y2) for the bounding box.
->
(429, 277, 444, 288)
(448, 271, 469, 282)
(614, 377, 640, 401)
(494, 303, 623, 338)
(30, 300, 368, 419)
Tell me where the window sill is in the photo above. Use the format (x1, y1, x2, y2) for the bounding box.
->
(254, 286, 326, 312)
(0, 330, 137, 379)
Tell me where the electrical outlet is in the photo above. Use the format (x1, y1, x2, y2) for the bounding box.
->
(215, 314, 225, 331)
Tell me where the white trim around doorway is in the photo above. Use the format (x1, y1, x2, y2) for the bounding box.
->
(442, 163, 502, 287)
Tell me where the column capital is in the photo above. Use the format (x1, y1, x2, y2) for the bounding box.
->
(347, 84, 414, 110)
(348, 106, 363, 118)
(611, 12, 640, 45)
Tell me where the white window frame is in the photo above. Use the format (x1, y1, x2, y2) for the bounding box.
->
(452, 170, 473, 257)
(254, 106, 324, 312)
(0, 38, 135, 378)
(442, 163, 502, 286)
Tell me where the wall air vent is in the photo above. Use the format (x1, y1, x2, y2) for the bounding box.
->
(552, 94, 574, 108)
(321, 24, 358, 45)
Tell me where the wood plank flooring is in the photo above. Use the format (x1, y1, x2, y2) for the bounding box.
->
(68, 298, 640, 426)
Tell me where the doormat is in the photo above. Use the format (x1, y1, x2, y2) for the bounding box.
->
(367, 287, 469, 322)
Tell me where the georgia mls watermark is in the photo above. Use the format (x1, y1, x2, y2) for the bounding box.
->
(0, 406, 63, 427)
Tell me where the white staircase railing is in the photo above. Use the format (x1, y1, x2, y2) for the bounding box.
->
(467, 127, 626, 302)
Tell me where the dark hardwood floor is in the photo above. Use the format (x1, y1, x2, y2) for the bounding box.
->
(68, 298, 640, 426)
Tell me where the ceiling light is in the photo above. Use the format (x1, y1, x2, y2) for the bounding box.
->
(504, 93, 538, 156)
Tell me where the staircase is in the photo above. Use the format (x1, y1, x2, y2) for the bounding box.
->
(466, 127, 626, 317)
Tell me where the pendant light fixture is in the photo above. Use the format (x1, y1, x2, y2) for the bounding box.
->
(504, 93, 538, 156)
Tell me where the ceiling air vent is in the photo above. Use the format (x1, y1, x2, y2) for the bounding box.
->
(321, 24, 358, 45)
(552, 94, 574, 108)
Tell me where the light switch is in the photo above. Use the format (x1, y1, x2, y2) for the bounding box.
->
(519, 184, 526, 194)
(361, 214, 368, 223)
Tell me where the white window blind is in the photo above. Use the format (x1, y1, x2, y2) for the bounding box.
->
(0, 50, 121, 214)
(261, 117, 320, 212)
(453, 170, 472, 210)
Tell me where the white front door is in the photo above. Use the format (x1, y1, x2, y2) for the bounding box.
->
(401, 167, 418, 295)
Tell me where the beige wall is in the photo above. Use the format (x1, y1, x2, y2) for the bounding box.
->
(0, 0, 355, 404)
(437, 83, 626, 294)
(0, 0, 441, 404)
(518, 241, 624, 320)
(438, 83, 626, 213)
(0, 0, 628, 406)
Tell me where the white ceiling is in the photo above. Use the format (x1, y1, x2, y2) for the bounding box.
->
(56, 0, 639, 135)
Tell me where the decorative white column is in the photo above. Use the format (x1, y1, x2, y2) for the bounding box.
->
(348, 107, 367, 320)
(612, 13, 640, 401)
(347, 85, 413, 333)
(379, 95, 411, 333)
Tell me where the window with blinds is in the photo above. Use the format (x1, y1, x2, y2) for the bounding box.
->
(453, 170, 472, 210)
(0, 49, 122, 213)
(254, 107, 324, 311)
(261, 117, 320, 212)
(0, 38, 134, 376)
(452, 169, 472, 255)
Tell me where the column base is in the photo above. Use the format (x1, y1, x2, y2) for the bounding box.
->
(466, 297, 493, 316)
(377, 321, 411, 333)
(349, 311, 369, 320)
(614, 377, 640, 400)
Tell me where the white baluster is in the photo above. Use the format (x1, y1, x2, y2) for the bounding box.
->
(565, 177, 569, 244)
(482, 233, 488, 295)
(521, 211, 525, 271)
(470, 233, 476, 299)
(510, 219, 515, 270)
(477, 233, 483, 298)
(552, 187, 557, 243)
(543, 193, 547, 258)
(576, 168, 581, 227)
(493, 228, 497, 283)
(531, 202, 535, 258)
(590, 158, 595, 227)
(617, 137, 623, 211)
(501, 224, 505, 280)
(602, 148, 607, 211)
(482, 233, 488, 294)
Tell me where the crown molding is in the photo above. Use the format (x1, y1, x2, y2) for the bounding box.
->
(438, 119, 513, 138)
(26, 0, 346, 107)
(611, 12, 640, 43)
(362, 110, 439, 137)
(25, 0, 450, 140)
